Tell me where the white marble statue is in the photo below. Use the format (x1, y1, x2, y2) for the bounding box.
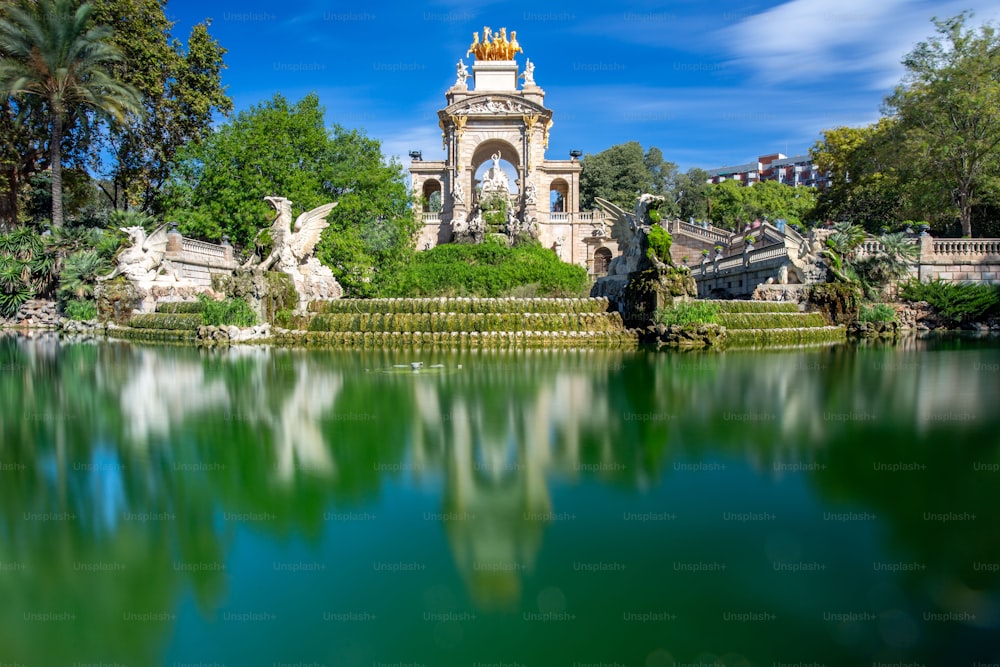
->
(98, 224, 181, 286)
(455, 59, 469, 89)
(524, 179, 537, 205)
(245, 196, 343, 306)
(520, 59, 535, 85)
(453, 179, 466, 205)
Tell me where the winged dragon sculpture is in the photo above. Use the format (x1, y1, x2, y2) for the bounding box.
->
(98, 224, 180, 285)
(245, 196, 343, 305)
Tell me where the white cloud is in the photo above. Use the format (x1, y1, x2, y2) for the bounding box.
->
(719, 0, 1000, 89)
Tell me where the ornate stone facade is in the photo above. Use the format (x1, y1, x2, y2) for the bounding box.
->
(410, 28, 619, 272)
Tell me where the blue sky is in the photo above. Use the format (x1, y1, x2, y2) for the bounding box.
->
(165, 0, 1000, 173)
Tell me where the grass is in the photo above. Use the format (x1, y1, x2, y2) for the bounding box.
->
(858, 303, 897, 324)
(654, 301, 721, 326)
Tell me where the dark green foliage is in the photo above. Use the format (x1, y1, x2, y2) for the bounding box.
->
(386, 241, 589, 298)
(646, 225, 672, 265)
(62, 298, 97, 320)
(0, 226, 53, 316)
(858, 303, 897, 323)
(655, 301, 721, 326)
(705, 180, 817, 230)
(196, 294, 257, 327)
(900, 279, 1000, 324)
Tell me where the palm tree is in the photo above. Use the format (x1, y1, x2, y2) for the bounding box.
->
(0, 0, 141, 228)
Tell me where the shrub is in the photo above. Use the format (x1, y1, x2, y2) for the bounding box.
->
(62, 299, 98, 321)
(197, 294, 258, 327)
(654, 300, 721, 326)
(386, 241, 589, 298)
(900, 279, 1000, 324)
(858, 303, 897, 323)
(0, 227, 54, 317)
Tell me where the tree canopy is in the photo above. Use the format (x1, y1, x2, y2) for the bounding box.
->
(705, 179, 817, 230)
(163, 92, 418, 297)
(0, 0, 142, 228)
(90, 0, 231, 213)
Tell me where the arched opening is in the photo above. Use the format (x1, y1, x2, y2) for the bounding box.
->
(593, 247, 612, 274)
(422, 179, 442, 213)
(549, 178, 568, 213)
(470, 140, 521, 205)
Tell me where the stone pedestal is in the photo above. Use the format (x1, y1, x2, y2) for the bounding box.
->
(473, 61, 518, 91)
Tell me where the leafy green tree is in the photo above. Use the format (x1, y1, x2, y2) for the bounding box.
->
(580, 141, 653, 210)
(885, 13, 1000, 237)
(811, 119, 916, 230)
(90, 0, 231, 212)
(0, 0, 142, 228)
(704, 180, 816, 230)
(164, 93, 417, 297)
(676, 167, 711, 221)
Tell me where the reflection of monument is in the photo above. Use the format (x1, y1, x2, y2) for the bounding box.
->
(410, 28, 618, 267)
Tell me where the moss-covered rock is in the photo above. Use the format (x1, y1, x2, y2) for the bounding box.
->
(847, 320, 900, 338)
(641, 323, 726, 349)
(95, 281, 141, 325)
(620, 267, 698, 327)
(212, 270, 297, 325)
(807, 283, 862, 325)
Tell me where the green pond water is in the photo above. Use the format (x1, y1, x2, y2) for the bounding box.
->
(0, 333, 998, 666)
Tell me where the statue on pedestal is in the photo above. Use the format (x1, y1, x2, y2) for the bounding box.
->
(455, 59, 469, 89)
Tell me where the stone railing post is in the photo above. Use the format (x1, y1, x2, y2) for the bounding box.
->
(918, 231, 934, 282)
(166, 222, 183, 257)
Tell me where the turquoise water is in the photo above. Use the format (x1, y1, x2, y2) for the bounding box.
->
(0, 333, 998, 666)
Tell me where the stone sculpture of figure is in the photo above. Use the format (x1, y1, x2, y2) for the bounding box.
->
(455, 59, 469, 88)
(453, 179, 466, 205)
(98, 224, 179, 285)
(524, 179, 537, 205)
(520, 58, 535, 85)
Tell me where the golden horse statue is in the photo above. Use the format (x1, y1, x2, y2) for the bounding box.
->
(467, 26, 523, 61)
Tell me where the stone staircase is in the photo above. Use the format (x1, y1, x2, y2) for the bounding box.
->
(712, 300, 845, 347)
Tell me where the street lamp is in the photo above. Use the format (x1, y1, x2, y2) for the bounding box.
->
(569, 150, 582, 159)
(408, 150, 422, 160)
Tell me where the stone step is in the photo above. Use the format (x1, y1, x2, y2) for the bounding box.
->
(308, 297, 611, 315)
(726, 326, 846, 347)
(271, 329, 639, 349)
(718, 312, 828, 330)
(304, 311, 625, 334)
(710, 300, 801, 314)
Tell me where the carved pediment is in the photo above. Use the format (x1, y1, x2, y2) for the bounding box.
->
(446, 95, 548, 117)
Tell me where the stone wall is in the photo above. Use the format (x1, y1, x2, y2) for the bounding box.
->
(0, 299, 61, 328)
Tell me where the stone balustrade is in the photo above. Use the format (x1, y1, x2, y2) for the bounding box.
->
(164, 227, 238, 288)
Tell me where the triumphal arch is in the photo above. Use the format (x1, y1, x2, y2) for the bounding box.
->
(410, 28, 617, 272)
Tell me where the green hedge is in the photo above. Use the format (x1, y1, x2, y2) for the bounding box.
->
(385, 241, 590, 298)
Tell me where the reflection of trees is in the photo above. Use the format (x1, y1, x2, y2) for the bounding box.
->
(1, 334, 998, 661)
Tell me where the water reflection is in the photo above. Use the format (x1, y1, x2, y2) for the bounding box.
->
(0, 333, 998, 665)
